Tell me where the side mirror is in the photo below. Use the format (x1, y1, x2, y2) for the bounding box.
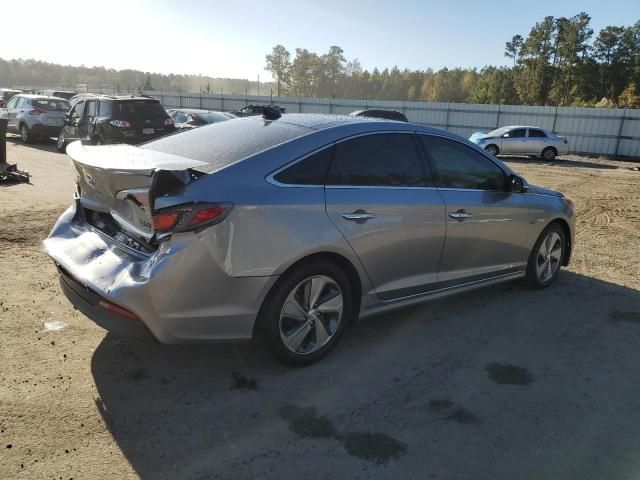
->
(510, 175, 526, 193)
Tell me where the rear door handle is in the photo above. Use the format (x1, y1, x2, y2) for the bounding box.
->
(342, 211, 376, 221)
(448, 210, 472, 219)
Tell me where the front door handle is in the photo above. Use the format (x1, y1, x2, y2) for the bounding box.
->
(448, 209, 472, 219)
(342, 210, 376, 221)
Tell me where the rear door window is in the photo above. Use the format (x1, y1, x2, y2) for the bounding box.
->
(419, 135, 507, 191)
(528, 129, 547, 138)
(327, 133, 428, 187)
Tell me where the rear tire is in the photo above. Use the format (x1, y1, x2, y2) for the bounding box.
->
(485, 144, 499, 156)
(541, 147, 557, 161)
(259, 261, 354, 366)
(56, 131, 67, 153)
(20, 124, 31, 144)
(526, 223, 565, 289)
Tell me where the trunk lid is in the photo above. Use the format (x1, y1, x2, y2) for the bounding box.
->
(67, 141, 209, 240)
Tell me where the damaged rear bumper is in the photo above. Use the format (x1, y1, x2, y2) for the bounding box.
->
(44, 203, 277, 343)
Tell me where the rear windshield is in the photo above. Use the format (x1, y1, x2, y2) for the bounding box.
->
(52, 91, 76, 100)
(113, 101, 167, 119)
(33, 99, 70, 111)
(142, 117, 310, 172)
(2, 91, 20, 100)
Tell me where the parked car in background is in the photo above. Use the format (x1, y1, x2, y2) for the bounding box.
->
(168, 108, 236, 131)
(470, 126, 569, 161)
(231, 104, 286, 117)
(38, 89, 77, 100)
(0, 88, 22, 108)
(0, 94, 70, 142)
(45, 114, 574, 366)
(56, 94, 175, 152)
(350, 109, 408, 122)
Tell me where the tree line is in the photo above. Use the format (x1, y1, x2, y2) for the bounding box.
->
(0, 59, 275, 96)
(265, 13, 640, 107)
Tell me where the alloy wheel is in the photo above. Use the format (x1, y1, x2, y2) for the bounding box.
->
(485, 145, 498, 156)
(536, 231, 563, 282)
(279, 275, 343, 355)
(542, 148, 556, 161)
(20, 125, 28, 142)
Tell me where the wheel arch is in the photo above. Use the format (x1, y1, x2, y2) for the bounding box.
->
(547, 217, 572, 266)
(253, 251, 363, 338)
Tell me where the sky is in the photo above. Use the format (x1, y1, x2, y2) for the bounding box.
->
(0, 0, 637, 81)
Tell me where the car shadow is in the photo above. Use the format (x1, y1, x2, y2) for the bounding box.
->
(5, 134, 59, 153)
(91, 271, 640, 479)
(500, 155, 618, 169)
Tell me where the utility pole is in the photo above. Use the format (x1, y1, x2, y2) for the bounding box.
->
(257, 74, 260, 97)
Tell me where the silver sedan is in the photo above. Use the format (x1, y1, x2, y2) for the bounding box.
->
(45, 114, 575, 366)
(470, 126, 569, 161)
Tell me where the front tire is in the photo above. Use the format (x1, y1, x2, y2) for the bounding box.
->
(526, 223, 565, 289)
(541, 147, 557, 161)
(485, 144, 499, 156)
(260, 261, 354, 366)
(20, 124, 31, 143)
(56, 131, 67, 153)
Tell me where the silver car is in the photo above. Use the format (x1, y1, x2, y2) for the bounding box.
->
(45, 115, 575, 366)
(469, 126, 569, 161)
(0, 94, 70, 142)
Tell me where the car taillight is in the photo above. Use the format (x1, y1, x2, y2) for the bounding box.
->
(164, 118, 174, 126)
(152, 202, 233, 233)
(28, 107, 46, 115)
(110, 120, 131, 128)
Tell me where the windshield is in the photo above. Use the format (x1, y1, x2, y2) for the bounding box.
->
(113, 101, 167, 119)
(197, 112, 234, 124)
(33, 99, 70, 111)
(487, 126, 511, 136)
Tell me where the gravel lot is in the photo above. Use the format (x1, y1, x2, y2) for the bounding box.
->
(1, 136, 639, 480)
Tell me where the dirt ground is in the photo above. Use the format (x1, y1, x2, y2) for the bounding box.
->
(1, 136, 639, 480)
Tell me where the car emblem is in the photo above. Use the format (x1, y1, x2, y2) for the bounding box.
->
(85, 172, 96, 188)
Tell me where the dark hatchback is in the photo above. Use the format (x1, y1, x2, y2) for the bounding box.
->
(57, 95, 175, 152)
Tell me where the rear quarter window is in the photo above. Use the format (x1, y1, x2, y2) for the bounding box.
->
(273, 147, 333, 185)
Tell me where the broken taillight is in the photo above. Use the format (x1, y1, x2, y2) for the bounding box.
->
(152, 203, 233, 233)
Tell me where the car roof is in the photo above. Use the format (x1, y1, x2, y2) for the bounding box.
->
(502, 125, 548, 130)
(71, 94, 159, 102)
(169, 108, 228, 114)
(144, 113, 469, 174)
(0, 88, 22, 92)
(13, 94, 69, 100)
